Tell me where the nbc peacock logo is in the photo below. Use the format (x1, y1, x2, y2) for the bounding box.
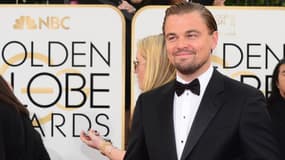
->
(13, 16, 37, 29)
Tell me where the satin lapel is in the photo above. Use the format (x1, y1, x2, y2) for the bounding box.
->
(181, 70, 225, 160)
(157, 81, 178, 160)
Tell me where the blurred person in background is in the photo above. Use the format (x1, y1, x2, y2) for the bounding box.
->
(130, 0, 225, 10)
(267, 58, 285, 160)
(0, 75, 50, 160)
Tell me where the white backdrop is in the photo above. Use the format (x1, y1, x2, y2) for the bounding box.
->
(131, 6, 285, 111)
(0, 5, 125, 160)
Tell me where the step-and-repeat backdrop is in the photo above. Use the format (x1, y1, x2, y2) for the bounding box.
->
(0, 5, 125, 160)
(1, 4, 285, 160)
(132, 6, 285, 111)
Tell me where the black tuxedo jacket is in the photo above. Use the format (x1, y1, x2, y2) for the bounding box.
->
(124, 69, 280, 160)
(0, 101, 50, 160)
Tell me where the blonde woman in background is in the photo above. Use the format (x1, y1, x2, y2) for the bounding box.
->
(80, 34, 176, 160)
(134, 34, 176, 92)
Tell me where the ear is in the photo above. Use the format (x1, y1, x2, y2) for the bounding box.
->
(211, 31, 218, 50)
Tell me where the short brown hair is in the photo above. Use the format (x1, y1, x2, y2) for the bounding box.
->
(162, 2, 217, 35)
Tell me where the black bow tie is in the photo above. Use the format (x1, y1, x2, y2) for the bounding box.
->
(175, 79, 200, 96)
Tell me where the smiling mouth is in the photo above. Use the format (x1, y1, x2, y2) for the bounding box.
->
(174, 49, 196, 56)
(175, 52, 195, 57)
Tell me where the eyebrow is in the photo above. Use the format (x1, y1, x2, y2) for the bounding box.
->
(190, 29, 199, 33)
(165, 32, 176, 38)
(165, 29, 200, 37)
(185, 29, 201, 35)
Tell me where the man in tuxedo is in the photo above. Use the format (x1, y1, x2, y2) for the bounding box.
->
(124, 2, 280, 160)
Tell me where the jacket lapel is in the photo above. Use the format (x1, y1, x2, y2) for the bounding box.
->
(157, 81, 178, 160)
(180, 70, 225, 160)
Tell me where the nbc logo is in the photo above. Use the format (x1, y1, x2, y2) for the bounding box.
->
(13, 16, 70, 30)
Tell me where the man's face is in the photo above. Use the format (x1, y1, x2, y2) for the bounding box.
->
(164, 11, 218, 76)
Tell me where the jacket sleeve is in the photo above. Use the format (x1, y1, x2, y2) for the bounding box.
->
(124, 94, 149, 160)
(240, 90, 281, 160)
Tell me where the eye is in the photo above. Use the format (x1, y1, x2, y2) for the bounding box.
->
(186, 33, 198, 39)
(166, 35, 176, 42)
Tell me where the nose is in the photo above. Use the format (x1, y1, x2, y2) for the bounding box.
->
(176, 38, 188, 49)
(177, 38, 188, 48)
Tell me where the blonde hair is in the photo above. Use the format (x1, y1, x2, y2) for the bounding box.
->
(137, 34, 176, 92)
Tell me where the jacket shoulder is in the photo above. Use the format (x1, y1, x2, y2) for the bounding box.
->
(220, 72, 263, 96)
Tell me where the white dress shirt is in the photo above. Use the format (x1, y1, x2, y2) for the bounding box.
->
(173, 66, 214, 160)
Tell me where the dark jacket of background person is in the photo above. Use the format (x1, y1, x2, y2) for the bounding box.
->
(267, 94, 285, 160)
(267, 59, 285, 160)
(0, 76, 50, 160)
